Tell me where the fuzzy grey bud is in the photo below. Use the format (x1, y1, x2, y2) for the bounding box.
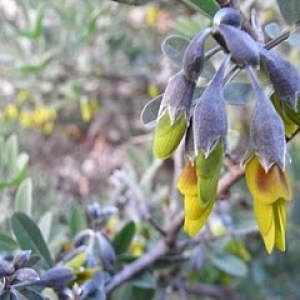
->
(0, 260, 13, 277)
(260, 48, 300, 110)
(194, 56, 229, 156)
(39, 267, 75, 287)
(212, 24, 259, 67)
(159, 70, 196, 124)
(183, 28, 211, 82)
(15, 268, 40, 282)
(96, 233, 116, 271)
(213, 7, 242, 28)
(14, 251, 31, 270)
(244, 67, 286, 171)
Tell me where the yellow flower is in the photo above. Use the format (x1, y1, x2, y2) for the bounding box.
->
(178, 160, 215, 236)
(145, 5, 159, 26)
(129, 237, 145, 257)
(245, 155, 291, 253)
(42, 122, 55, 135)
(33, 107, 56, 126)
(19, 111, 35, 128)
(4, 104, 19, 120)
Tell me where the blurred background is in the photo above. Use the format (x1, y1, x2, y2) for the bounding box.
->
(0, 0, 300, 299)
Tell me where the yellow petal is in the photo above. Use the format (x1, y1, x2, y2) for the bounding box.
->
(153, 112, 187, 159)
(273, 199, 286, 251)
(263, 217, 275, 254)
(177, 160, 197, 196)
(184, 195, 204, 220)
(253, 198, 273, 236)
(245, 155, 291, 205)
(183, 197, 215, 236)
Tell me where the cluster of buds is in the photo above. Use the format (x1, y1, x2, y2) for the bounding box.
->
(149, 7, 300, 253)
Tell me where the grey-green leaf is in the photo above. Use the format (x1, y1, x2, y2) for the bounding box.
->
(264, 22, 281, 39)
(38, 212, 53, 243)
(10, 212, 53, 269)
(69, 204, 87, 238)
(132, 271, 156, 289)
(211, 253, 248, 277)
(161, 35, 190, 67)
(15, 178, 32, 216)
(276, 0, 300, 24)
(4, 135, 18, 175)
(224, 82, 253, 105)
(140, 95, 163, 128)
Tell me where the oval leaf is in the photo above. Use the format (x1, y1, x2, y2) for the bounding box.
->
(211, 253, 248, 277)
(69, 204, 87, 238)
(224, 82, 253, 105)
(161, 35, 190, 67)
(15, 178, 32, 216)
(276, 0, 300, 24)
(182, 0, 219, 18)
(10, 212, 53, 269)
(4, 134, 18, 175)
(112, 221, 136, 255)
(140, 95, 163, 128)
(0, 233, 18, 252)
(38, 212, 53, 243)
(264, 22, 281, 39)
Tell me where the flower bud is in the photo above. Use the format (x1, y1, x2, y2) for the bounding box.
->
(159, 70, 195, 124)
(153, 70, 195, 159)
(14, 251, 31, 270)
(0, 260, 13, 277)
(260, 48, 300, 110)
(96, 233, 116, 271)
(15, 268, 40, 282)
(244, 67, 286, 171)
(213, 7, 242, 28)
(194, 56, 229, 157)
(39, 267, 75, 287)
(212, 24, 259, 67)
(183, 28, 211, 82)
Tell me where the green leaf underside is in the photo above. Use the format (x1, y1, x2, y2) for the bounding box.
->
(112, 221, 136, 255)
(11, 212, 53, 269)
(276, 0, 300, 24)
(181, 0, 219, 18)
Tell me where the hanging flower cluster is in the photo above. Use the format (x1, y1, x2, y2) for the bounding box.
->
(147, 7, 300, 253)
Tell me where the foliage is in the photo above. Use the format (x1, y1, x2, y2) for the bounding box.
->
(0, 0, 300, 300)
